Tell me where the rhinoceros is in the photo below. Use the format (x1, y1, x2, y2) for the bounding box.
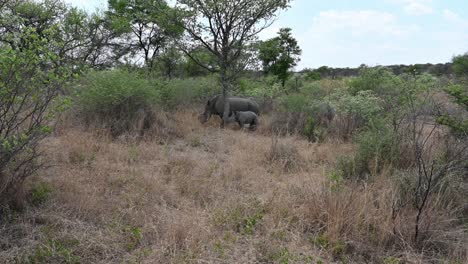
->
(198, 95, 260, 127)
(232, 111, 258, 130)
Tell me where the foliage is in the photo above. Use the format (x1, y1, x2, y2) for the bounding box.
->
(182, 46, 218, 77)
(305, 71, 321, 81)
(176, 0, 291, 101)
(437, 115, 468, 137)
(106, 0, 183, 69)
(351, 119, 401, 178)
(76, 70, 159, 114)
(258, 28, 302, 87)
(1, 0, 110, 72)
(0, 20, 71, 209)
(238, 76, 282, 100)
(330, 90, 383, 139)
(303, 117, 323, 142)
(75, 70, 161, 137)
(452, 52, 468, 78)
(159, 75, 220, 108)
(348, 67, 403, 98)
(436, 55, 468, 140)
(31, 182, 54, 205)
(155, 46, 184, 78)
(445, 84, 468, 110)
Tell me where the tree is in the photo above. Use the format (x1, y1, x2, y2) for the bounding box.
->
(60, 8, 114, 69)
(1, 0, 111, 71)
(175, 0, 291, 125)
(258, 28, 301, 87)
(183, 46, 218, 77)
(452, 52, 468, 79)
(157, 45, 184, 78)
(106, 0, 183, 70)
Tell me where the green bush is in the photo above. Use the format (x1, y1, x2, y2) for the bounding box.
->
(301, 81, 328, 99)
(239, 76, 282, 99)
(75, 70, 163, 137)
(445, 84, 468, 110)
(437, 115, 468, 137)
(1, 26, 71, 210)
(349, 67, 403, 96)
(452, 52, 468, 78)
(353, 120, 401, 176)
(161, 75, 219, 108)
(76, 70, 160, 115)
(281, 93, 309, 113)
(31, 182, 53, 205)
(335, 119, 402, 180)
(330, 90, 383, 139)
(305, 71, 321, 81)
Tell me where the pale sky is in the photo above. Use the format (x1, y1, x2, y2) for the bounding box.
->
(64, 0, 468, 70)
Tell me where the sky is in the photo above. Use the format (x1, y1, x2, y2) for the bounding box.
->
(64, 0, 468, 70)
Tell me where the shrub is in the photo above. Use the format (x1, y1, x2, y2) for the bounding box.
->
(349, 67, 403, 97)
(30, 182, 53, 205)
(76, 70, 159, 116)
(330, 90, 383, 140)
(238, 76, 282, 113)
(301, 81, 328, 99)
(75, 70, 179, 139)
(305, 71, 321, 81)
(445, 84, 468, 110)
(268, 94, 310, 136)
(0, 29, 71, 210)
(452, 52, 468, 79)
(352, 119, 401, 178)
(160, 75, 219, 109)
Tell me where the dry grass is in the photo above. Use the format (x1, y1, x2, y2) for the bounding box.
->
(0, 109, 466, 263)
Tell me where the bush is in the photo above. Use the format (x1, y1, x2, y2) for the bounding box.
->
(352, 120, 401, 178)
(301, 81, 328, 99)
(30, 182, 53, 205)
(349, 67, 403, 97)
(452, 52, 468, 79)
(269, 94, 310, 136)
(76, 70, 159, 115)
(160, 75, 219, 109)
(330, 90, 383, 140)
(237, 76, 282, 113)
(75, 70, 174, 138)
(0, 29, 70, 210)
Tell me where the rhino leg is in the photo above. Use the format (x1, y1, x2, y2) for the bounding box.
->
(220, 118, 225, 128)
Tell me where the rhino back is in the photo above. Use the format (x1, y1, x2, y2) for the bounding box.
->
(211, 96, 259, 115)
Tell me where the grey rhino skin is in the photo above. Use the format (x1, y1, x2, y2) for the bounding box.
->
(199, 95, 260, 127)
(232, 111, 258, 130)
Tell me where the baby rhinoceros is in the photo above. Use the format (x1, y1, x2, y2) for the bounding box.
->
(232, 111, 258, 131)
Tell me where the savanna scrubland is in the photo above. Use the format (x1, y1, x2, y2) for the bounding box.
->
(1, 0, 468, 263)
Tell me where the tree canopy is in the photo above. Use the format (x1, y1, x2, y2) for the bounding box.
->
(258, 28, 301, 87)
(106, 0, 183, 69)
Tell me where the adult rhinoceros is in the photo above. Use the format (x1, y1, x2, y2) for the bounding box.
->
(198, 95, 260, 128)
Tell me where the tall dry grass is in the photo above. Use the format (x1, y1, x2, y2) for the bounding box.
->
(0, 108, 466, 263)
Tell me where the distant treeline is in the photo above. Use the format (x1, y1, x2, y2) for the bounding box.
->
(300, 63, 453, 79)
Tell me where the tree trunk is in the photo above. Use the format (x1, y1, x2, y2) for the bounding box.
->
(220, 66, 230, 128)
